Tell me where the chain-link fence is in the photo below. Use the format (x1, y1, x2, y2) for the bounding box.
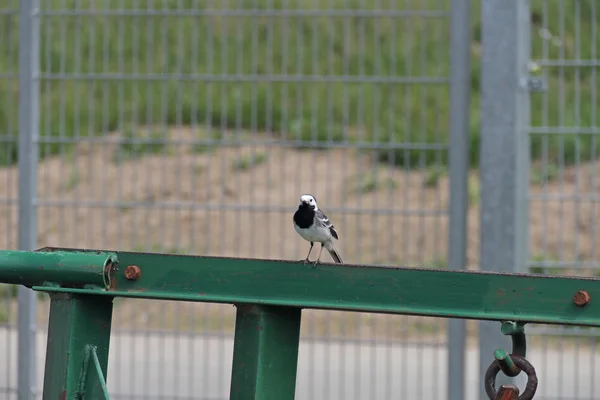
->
(526, 1, 600, 399)
(1, 1, 598, 400)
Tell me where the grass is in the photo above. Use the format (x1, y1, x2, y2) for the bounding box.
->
(0, 1, 598, 168)
(0, 283, 49, 302)
(0, 284, 17, 298)
(423, 165, 446, 188)
(232, 152, 267, 171)
(531, 163, 560, 185)
(529, 254, 563, 275)
(192, 130, 224, 154)
(468, 175, 479, 206)
(112, 127, 168, 164)
(348, 172, 397, 195)
(0, 141, 17, 167)
(63, 168, 80, 190)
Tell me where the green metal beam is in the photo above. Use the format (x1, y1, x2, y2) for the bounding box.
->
(0, 248, 115, 288)
(42, 293, 114, 399)
(230, 305, 302, 400)
(30, 250, 600, 327)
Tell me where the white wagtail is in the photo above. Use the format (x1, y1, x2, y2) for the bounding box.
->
(293, 194, 343, 264)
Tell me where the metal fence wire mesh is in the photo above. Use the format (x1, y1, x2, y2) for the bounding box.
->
(16, 1, 452, 399)
(0, 1, 19, 399)
(526, 1, 600, 400)
(0, 0, 598, 400)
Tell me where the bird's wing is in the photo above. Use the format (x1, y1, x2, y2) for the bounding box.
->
(315, 209, 339, 240)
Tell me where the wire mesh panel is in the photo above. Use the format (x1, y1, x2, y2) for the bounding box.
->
(527, 1, 600, 399)
(0, 1, 20, 399)
(4, 0, 457, 398)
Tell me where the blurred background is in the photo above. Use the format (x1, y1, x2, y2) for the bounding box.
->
(0, 0, 599, 399)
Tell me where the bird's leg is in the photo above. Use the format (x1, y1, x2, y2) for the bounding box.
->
(303, 242, 314, 264)
(314, 243, 324, 266)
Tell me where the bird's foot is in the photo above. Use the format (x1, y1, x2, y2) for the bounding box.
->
(301, 258, 311, 264)
(313, 259, 321, 267)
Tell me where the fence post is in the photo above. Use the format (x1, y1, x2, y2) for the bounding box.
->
(42, 294, 114, 399)
(479, 0, 531, 398)
(229, 305, 302, 400)
(17, 0, 40, 399)
(447, 0, 471, 399)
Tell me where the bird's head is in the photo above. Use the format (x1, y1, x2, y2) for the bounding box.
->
(299, 194, 318, 210)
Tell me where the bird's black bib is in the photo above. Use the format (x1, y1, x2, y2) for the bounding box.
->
(293, 204, 315, 229)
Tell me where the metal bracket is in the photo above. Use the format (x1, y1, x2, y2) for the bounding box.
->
(496, 321, 527, 377)
(78, 345, 111, 400)
(521, 76, 548, 93)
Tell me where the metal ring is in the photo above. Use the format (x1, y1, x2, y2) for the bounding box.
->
(484, 354, 538, 400)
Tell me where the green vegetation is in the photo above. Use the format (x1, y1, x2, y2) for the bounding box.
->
(468, 175, 479, 205)
(0, 0, 598, 168)
(192, 130, 223, 154)
(62, 168, 80, 191)
(529, 254, 563, 275)
(0, 142, 17, 167)
(0, 283, 17, 298)
(423, 165, 446, 188)
(112, 127, 168, 164)
(0, 283, 49, 301)
(348, 171, 397, 195)
(530, 163, 559, 185)
(232, 152, 268, 171)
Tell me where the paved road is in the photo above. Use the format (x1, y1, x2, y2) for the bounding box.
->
(0, 329, 597, 399)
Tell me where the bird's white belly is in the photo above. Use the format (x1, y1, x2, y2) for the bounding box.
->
(294, 223, 331, 243)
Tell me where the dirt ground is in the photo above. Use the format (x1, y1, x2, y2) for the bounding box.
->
(1, 127, 599, 337)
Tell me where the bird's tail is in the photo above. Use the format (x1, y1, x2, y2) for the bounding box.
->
(327, 247, 343, 264)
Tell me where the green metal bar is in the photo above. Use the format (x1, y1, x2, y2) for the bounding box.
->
(494, 349, 520, 378)
(90, 348, 111, 399)
(42, 293, 114, 399)
(0, 248, 116, 288)
(31, 250, 600, 327)
(230, 305, 302, 400)
(78, 345, 111, 399)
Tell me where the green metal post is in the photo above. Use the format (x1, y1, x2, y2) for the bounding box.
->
(229, 305, 302, 400)
(42, 293, 114, 399)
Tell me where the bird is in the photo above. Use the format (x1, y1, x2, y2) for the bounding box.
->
(293, 194, 343, 265)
